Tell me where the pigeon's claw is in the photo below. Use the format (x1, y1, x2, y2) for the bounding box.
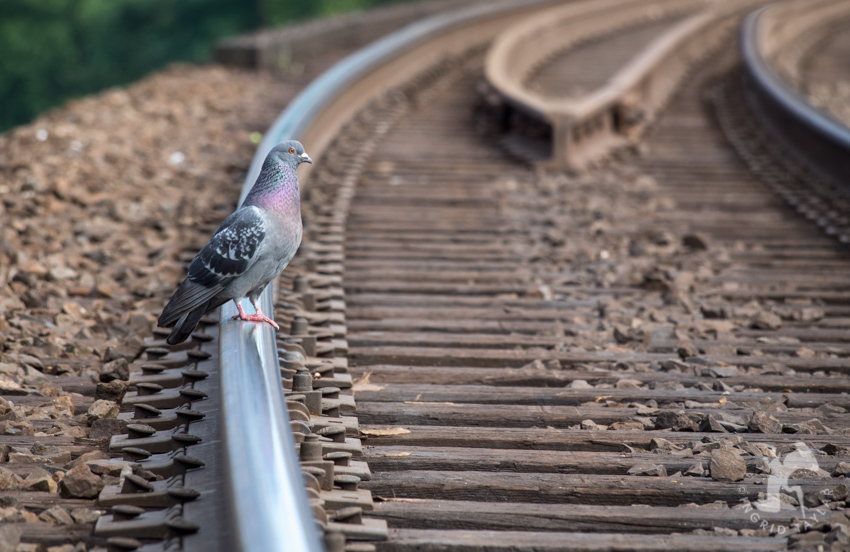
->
(232, 312, 280, 330)
(232, 300, 279, 330)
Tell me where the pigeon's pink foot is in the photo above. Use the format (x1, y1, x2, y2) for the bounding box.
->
(232, 312, 280, 329)
(231, 301, 280, 330)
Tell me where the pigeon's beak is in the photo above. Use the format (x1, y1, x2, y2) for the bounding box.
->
(300, 152, 313, 164)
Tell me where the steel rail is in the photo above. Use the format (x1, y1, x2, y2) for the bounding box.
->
(217, 1, 562, 550)
(741, 2, 850, 186)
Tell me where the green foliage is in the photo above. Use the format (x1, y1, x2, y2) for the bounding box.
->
(0, 0, 408, 132)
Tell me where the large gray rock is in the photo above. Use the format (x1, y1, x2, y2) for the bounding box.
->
(95, 380, 130, 402)
(655, 411, 699, 432)
(86, 399, 119, 425)
(99, 358, 130, 382)
(748, 411, 782, 434)
(60, 464, 104, 498)
(710, 450, 746, 482)
(89, 418, 128, 440)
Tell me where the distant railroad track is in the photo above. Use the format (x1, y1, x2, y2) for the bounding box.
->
(8, 0, 850, 551)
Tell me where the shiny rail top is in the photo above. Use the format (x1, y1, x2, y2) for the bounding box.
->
(217, 0, 559, 550)
(741, 1, 850, 184)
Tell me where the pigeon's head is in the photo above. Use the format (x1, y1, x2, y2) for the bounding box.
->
(271, 140, 313, 167)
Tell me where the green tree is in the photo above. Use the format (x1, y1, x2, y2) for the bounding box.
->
(0, 0, 409, 132)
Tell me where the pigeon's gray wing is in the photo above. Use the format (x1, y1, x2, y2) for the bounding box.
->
(190, 206, 267, 286)
(158, 207, 266, 327)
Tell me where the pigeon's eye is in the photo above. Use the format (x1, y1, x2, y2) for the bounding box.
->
(289, 148, 295, 154)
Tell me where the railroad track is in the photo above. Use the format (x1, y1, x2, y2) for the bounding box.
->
(4, 0, 850, 551)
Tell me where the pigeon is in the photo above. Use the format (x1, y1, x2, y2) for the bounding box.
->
(157, 140, 312, 344)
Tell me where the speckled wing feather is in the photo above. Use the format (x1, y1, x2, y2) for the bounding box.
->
(190, 206, 267, 285)
(157, 206, 266, 327)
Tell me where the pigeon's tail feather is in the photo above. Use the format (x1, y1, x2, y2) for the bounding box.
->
(158, 278, 223, 328)
(166, 302, 209, 345)
(163, 295, 230, 345)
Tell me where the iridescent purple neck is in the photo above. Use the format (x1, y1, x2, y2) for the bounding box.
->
(242, 158, 301, 216)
